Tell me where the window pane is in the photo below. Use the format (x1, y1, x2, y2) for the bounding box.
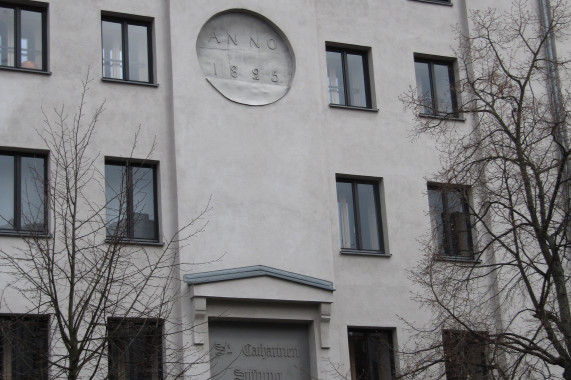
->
(20, 10, 42, 70)
(357, 183, 380, 250)
(445, 191, 470, 256)
(0, 7, 14, 67)
(346, 53, 367, 107)
(102, 21, 123, 79)
(105, 164, 127, 237)
(0, 155, 14, 229)
(433, 63, 454, 113)
(427, 188, 446, 256)
(337, 182, 357, 249)
(414, 61, 433, 114)
(348, 331, 369, 380)
(20, 157, 45, 231)
(132, 166, 156, 240)
(326, 51, 345, 105)
(127, 24, 149, 82)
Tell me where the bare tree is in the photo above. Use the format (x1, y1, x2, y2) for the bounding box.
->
(400, 0, 571, 379)
(0, 72, 211, 380)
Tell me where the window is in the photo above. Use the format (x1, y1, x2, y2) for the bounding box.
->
(427, 183, 473, 258)
(0, 2, 47, 71)
(107, 318, 163, 380)
(443, 330, 488, 380)
(336, 178, 384, 252)
(0, 152, 47, 233)
(0, 315, 49, 380)
(414, 57, 457, 116)
(348, 328, 395, 380)
(326, 46, 372, 108)
(105, 160, 158, 241)
(102, 15, 153, 83)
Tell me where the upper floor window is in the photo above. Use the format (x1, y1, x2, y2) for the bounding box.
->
(337, 177, 384, 253)
(348, 328, 395, 380)
(414, 57, 457, 116)
(102, 15, 153, 83)
(443, 330, 488, 380)
(0, 3, 47, 71)
(0, 314, 49, 380)
(105, 160, 158, 242)
(427, 183, 473, 258)
(326, 45, 372, 109)
(0, 151, 47, 233)
(107, 318, 163, 380)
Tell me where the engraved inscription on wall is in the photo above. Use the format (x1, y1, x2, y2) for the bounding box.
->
(209, 322, 310, 380)
(196, 10, 295, 106)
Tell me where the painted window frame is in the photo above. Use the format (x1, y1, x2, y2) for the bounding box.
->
(0, 1, 48, 71)
(326, 45, 373, 109)
(107, 318, 163, 380)
(414, 57, 458, 117)
(105, 160, 159, 242)
(348, 328, 396, 380)
(101, 14, 154, 84)
(0, 151, 48, 235)
(427, 183, 474, 259)
(336, 177, 385, 254)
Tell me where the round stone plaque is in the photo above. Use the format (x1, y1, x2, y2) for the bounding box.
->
(196, 10, 295, 106)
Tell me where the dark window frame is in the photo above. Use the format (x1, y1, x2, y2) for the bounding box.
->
(428, 183, 474, 259)
(0, 151, 48, 234)
(101, 15, 154, 84)
(105, 160, 159, 242)
(336, 177, 385, 254)
(409, 0, 452, 5)
(348, 328, 396, 380)
(107, 317, 163, 380)
(326, 46, 372, 109)
(0, 2, 48, 71)
(0, 314, 50, 380)
(442, 329, 489, 380)
(414, 57, 458, 117)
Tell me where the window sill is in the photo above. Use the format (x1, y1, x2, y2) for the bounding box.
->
(436, 256, 481, 264)
(105, 238, 164, 247)
(329, 104, 379, 112)
(341, 249, 391, 258)
(0, 230, 50, 238)
(408, 0, 452, 6)
(0, 66, 51, 75)
(419, 113, 464, 122)
(101, 77, 159, 87)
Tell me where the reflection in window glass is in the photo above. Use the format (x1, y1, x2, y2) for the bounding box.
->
(414, 61, 432, 114)
(414, 58, 457, 116)
(0, 155, 14, 229)
(20, 157, 45, 231)
(337, 181, 357, 249)
(132, 166, 155, 240)
(347, 54, 367, 108)
(20, 10, 43, 69)
(127, 24, 149, 82)
(102, 21, 123, 79)
(0, 7, 15, 67)
(326, 51, 345, 105)
(105, 164, 127, 237)
(357, 183, 380, 250)
(433, 63, 454, 113)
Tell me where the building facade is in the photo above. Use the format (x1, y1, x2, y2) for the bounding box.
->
(0, 0, 563, 379)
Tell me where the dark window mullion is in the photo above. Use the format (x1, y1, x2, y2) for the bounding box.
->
(14, 156, 21, 230)
(152, 166, 158, 240)
(362, 53, 371, 108)
(14, 7, 21, 68)
(122, 22, 129, 81)
(351, 182, 363, 250)
(146, 24, 153, 83)
(341, 52, 351, 106)
(462, 191, 474, 258)
(373, 184, 384, 251)
(448, 64, 458, 114)
(126, 165, 134, 239)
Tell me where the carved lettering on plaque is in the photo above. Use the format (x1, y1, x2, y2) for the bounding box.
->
(196, 10, 296, 106)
